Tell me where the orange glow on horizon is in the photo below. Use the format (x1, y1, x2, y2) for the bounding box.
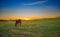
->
(0, 16, 59, 20)
(22, 18, 30, 20)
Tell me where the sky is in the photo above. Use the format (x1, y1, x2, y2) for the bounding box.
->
(0, 0, 60, 20)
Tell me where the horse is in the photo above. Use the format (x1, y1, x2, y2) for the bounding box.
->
(15, 19, 21, 27)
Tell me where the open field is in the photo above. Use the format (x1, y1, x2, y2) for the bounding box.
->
(0, 18, 60, 37)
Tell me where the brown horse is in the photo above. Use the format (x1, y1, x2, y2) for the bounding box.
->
(15, 19, 21, 27)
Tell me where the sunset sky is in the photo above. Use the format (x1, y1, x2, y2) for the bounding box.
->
(0, 0, 60, 20)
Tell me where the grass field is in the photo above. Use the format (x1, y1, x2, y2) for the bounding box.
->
(0, 18, 60, 37)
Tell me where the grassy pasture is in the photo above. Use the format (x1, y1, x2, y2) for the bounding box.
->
(0, 18, 60, 37)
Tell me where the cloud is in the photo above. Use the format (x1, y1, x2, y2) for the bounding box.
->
(24, 0, 48, 5)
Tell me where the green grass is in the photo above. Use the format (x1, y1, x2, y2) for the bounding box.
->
(0, 18, 60, 37)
